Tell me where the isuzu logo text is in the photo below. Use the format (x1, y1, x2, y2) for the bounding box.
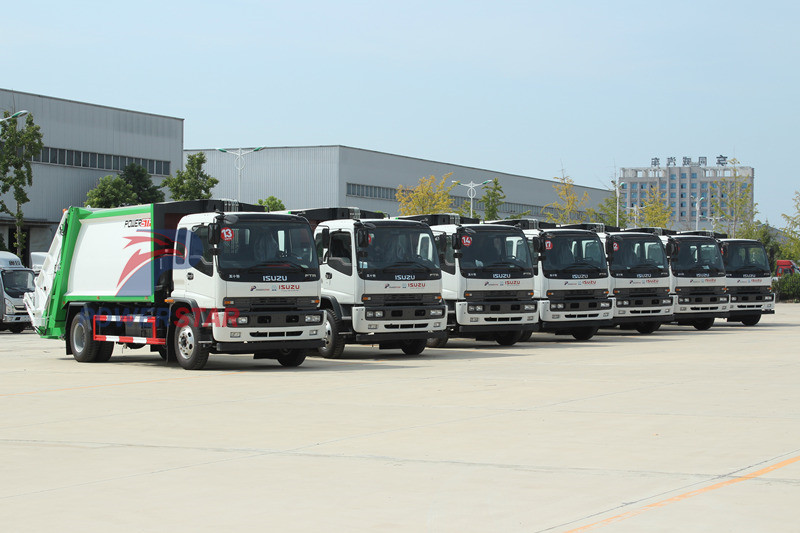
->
(493, 273, 511, 279)
(395, 274, 416, 280)
(262, 275, 288, 282)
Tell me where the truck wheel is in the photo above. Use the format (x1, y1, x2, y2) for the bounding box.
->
(518, 330, 533, 342)
(635, 322, 659, 334)
(426, 335, 449, 348)
(69, 313, 100, 362)
(741, 314, 761, 326)
(572, 327, 598, 341)
(319, 309, 346, 359)
(495, 330, 523, 346)
(95, 342, 114, 362)
(277, 349, 306, 367)
(401, 339, 427, 355)
(9, 324, 26, 334)
(692, 318, 715, 331)
(174, 313, 210, 370)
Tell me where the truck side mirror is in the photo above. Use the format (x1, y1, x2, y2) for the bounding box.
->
(665, 240, 677, 259)
(356, 229, 370, 248)
(605, 237, 616, 263)
(435, 234, 447, 254)
(321, 228, 330, 249)
(452, 233, 462, 250)
(208, 222, 220, 245)
(720, 242, 729, 257)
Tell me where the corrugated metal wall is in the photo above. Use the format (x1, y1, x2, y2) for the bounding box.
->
(188, 146, 340, 209)
(0, 89, 183, 223)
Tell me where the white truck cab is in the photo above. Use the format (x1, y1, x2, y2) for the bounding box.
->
(408, 213, 538, 347)
(0, 251, 35, 332)
(286, 207, 447, 357)
(718, 237, 775, 326)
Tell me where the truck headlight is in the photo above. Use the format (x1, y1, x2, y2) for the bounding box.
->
(661, 299, 672, 305)
(617, 300, 629, 307)
(730, 296, 738, 302)
(4, 299, 12, 315)
(678, 297, 690, 304)
(305, 314, 322, 323)
(764, 294, 774, 301)
(552, 302, 565, 310)
(430, 308, 444, 317)
(523, 304, 536, 311)
(600, 301, 611, 308)
(236, 316, 249, 325)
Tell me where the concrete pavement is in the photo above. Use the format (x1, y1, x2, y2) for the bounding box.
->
(1, 305, 798, 532)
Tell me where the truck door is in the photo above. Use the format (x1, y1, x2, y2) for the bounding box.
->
(184, 226, 215, 307)
(322, 230, 353, 302)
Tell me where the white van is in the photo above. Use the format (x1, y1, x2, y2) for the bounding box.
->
(0, 251, 35, 333)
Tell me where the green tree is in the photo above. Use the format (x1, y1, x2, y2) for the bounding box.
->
(586, 180, 629, 228)
(478, 178, 505, 221)
(709, 158, 755, 238)
(639, 186, 672, 228)
(781, 190, 800, 262)
(396, 174, 456, 215)
(119, 163, 165, 204)
(0, 112, 44, 257)
(544, 175, 589, 224)
(258, 196, 285, 212)
(161, 152, 218, 201)
(85, 175, 138, 208)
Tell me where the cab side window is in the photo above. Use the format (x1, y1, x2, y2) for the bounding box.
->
(190, 226, 213, 277)
(328, 232, 352, 275)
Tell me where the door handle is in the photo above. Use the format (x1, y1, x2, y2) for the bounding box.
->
(187, 273, 194, 280)
(325, 272, 332, 279)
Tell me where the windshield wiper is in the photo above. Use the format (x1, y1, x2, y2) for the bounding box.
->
(245, 261, 306, 272)
(484, 261, 526, 271)
(563, 262, 604, 272)
(383, 261, 432, 272)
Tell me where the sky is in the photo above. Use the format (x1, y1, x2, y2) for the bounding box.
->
(2, 0, 798, 223)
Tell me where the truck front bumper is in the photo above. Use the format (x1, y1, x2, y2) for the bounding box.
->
(539, 299, 613, 330)
(453, 300, 538, 333)
(351, 304, 448, 338)
(3, 313, 30, 323)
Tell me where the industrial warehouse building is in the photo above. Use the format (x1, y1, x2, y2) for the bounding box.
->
(0, 89, 183, 263)
(1, 88, 612, 264)
(185, 146, 612, 219)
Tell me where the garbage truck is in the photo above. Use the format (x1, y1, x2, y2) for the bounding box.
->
(0, 251, 35, 333)
(282, 207, 447, 357)
(24, 200, 325, 370)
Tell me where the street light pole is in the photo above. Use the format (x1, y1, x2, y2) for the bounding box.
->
(692, 194, 706, 231)
(0, 110, 29, 124)
(217, 146, 266, 202)
(452, 179, 490, 218)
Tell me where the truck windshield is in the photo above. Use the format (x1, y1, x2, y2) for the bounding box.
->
(2, 269, 35, 298)
(216, 221, 319, 276)
(541, 234, 607, 276)
(359, 224, 440, 278)
(610, 235, 667, 276)
(723, 241, 770, 276)
(672, 238, 724, 276)
(459, 229, 533, 277)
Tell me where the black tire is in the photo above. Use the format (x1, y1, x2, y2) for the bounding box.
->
(174, 312, 210, 370)
(635, 322, 660, 335)
(495, 330, 523, 346)
(277, 349, 306, 367)
(572, 326, 598, 341)
(95, 342, 115, 362)
(692, 318, 715, 331)
(319, 309, 346, 359)
(426, 335, 449, 348)
(741, 314, 761, 326)
(401, 339, 427, 355)
(9, 324, 26, 334)
(69, 312, 100, 362)
(518, 330, 533, 342)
